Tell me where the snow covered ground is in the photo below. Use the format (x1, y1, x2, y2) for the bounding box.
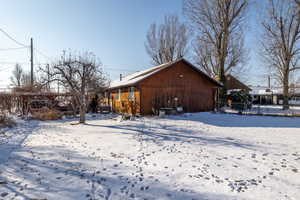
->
(0, 113, 300, 200)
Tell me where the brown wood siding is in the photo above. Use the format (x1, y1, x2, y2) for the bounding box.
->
(110, 87, 141, 115)
(225, 75, 251, 91)
(138, 60, 218, 115)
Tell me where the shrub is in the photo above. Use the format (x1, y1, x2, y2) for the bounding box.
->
(32, 109, 63, 121)
(227, 90, 252, 111)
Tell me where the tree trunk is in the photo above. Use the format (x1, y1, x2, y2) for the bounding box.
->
(79, 93, 86, 123)
(282, 71, 289, 110)
(217, 27, 229, 108)
(217, 61, 227, 107)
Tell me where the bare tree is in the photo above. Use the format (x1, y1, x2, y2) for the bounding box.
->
(184, 0, 248, 103)
(145, 15, 189, 65)
(10, 63, 23, 87)
(261, 0, 300, 110)
(21, 72, 32, 86)
(44, 51, 108, 123)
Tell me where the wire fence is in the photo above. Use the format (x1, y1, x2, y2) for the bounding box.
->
(217, 101, 300, 117)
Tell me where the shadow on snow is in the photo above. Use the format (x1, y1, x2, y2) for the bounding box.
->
(1, 144, 240, 200)
(169, 112, 300, 128)
(85, 122, 258, 150)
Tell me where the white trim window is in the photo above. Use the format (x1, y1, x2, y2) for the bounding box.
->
(118, 89, 121, 101)
(129, 87, 135, 100)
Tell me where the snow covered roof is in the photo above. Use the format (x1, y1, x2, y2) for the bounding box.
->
(109, 61, 175, 89)
(109, 59, 222, 89)
(250, 86, 300, 95)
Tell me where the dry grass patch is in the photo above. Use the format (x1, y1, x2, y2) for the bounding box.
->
(32, 109, 63, 121)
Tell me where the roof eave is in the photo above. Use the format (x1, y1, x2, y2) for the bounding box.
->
(107, 83, 138, 91)
(180, 59, 223, 87)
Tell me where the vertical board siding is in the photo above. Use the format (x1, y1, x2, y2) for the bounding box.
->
(109, 60, 219, 115)
(138, 61, 217, 115)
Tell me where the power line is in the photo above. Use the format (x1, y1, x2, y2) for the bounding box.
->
(0, 61, 141, 72)
(34, 49, 141, 73)
(0, 67, 12, 72)
(0, 61, 29, 65)
(0, 60, 140, 71)
(0, 28, 142, 75)
(33, 47, 141, 73)
(0, 61, 44, 65)
(34, 48, 53, 61)
(0, 47, 28, 51)
(0, 28, 29, 47)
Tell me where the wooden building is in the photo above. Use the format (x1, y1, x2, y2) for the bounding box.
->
(225, 75, 251, 92)
(107, 59, 222, 115)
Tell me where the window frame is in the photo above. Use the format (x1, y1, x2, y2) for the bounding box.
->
(129, 87, 135, 100)
(118, 89, 121, 101)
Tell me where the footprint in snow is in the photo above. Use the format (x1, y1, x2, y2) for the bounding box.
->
(292, 168, 298, 173)
(1, 192, 9, 197)
(269, 172, 274, 175)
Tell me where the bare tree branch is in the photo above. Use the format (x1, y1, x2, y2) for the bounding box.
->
(184, 0, 248, 103)
(40, 50, 108, 123)
(145, 15, 190, 65)
(261, 0, 300, 109)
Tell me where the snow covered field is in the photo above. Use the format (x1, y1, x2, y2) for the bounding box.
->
(0, 113, 300, 200)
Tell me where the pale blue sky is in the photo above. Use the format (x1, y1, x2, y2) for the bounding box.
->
(0, 0, 267, 88)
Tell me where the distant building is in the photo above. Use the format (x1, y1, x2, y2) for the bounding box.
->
(225, 75, 251, 92)
(250, 86, 300, 105)
(107, 59, 222, 115)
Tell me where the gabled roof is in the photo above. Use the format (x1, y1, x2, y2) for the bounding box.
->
(225, 75, 251, 91)
(109, 59, 222, 89)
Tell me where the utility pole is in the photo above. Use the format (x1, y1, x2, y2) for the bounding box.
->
(30, 38, 34, 85)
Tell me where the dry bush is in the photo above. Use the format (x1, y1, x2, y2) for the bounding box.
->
(0, 114, 16, 127)
(32, 109, 63, 121)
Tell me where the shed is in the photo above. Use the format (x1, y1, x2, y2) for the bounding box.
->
(107, 59, 221, 115)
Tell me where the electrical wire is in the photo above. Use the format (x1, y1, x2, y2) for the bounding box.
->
(33, 47, 140, 73)
(0, 28, 29, 47)
(34, 48, 53, 61)
(33, 48, 139, 74)
(0, 28, 141, 74)
(0, 61, 34, 65)
(33, 45, 141, 73)
(0, 47, 28, 51)
(0, 67, 12, 72)
(0, 61, 139, 73)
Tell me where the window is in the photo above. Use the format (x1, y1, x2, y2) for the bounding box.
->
(129, 87, 135, 100)
(118, 89, 121, 101)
